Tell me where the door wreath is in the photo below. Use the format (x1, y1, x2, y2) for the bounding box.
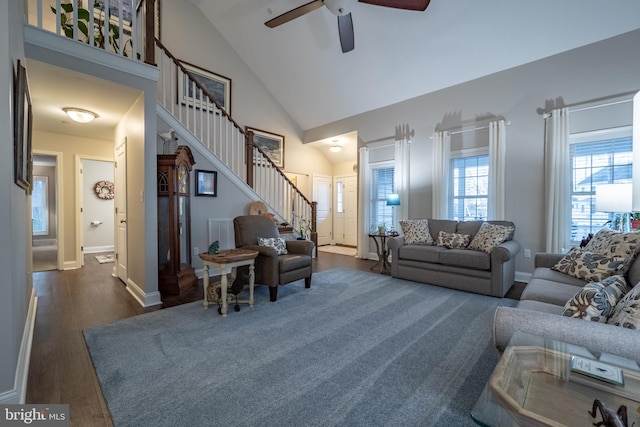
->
(95, 181, 115, 200)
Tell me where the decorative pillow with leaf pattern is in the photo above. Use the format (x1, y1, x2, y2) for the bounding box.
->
(608, 282, 640, 330)
(258, 237, 288, 255)
(437, 231, 471, 249)
(551, 247, 626, 282)
(467, 222, 515, 253)
(562, 275, 630, 322)
(584, 229, 640, 273)
(399, 219, 434, 246)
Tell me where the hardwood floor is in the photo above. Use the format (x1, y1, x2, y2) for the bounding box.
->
(26, 252, 523, 426)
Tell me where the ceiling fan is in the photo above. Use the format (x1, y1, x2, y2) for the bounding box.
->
(265, 0, 431, 53)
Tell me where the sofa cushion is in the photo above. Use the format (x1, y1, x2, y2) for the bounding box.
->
(584, 229, 640, 273)
(561, 275, 630, 323)
(608, 281, 640, 330)
(455, 220, 484, 238)
(439, 249, 490, 271)
(258, 237, 288, 255)
(521, 278, 587, 306)
(468, 222, 515, 253)
(437, 231, 471, 249)
(398, 245, 445, 263)
(551, 247, 626, 282)
(517, 299, 565, 315)
(530, 267, 588, 287)
(426, 219, 458, 241)
(399, 219, 434, 246)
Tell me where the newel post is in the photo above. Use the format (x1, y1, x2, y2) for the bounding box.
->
(143, 0, 156, 65)
(245, 130, 255, 189)
(310, 201, 318, 255)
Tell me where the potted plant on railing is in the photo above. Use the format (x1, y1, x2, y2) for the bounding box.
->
(51, 1, 135, 57)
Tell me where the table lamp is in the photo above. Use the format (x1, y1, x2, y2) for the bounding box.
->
(595, 183, 632, 232)
(386, 193, 400, 233)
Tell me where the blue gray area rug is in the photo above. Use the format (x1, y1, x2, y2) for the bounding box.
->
(83, 268, 516, 427)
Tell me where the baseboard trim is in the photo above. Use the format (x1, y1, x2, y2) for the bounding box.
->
(126, 279, 162, 307)
(1, 290, 38, 404)
(515, 271, 531, 283)
(83, 245, 115, 254)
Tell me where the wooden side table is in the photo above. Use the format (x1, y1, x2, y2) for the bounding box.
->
(368, 232, 399, 274)
(199, 249, 259, 317)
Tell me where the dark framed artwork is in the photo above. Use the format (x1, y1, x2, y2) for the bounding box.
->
(179, 61, 231, 114)
(14, 60, 32, 192)
(195, 169, 218, 197)
(247, 127, 285, 169)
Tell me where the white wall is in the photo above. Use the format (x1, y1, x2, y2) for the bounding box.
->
(82, 159, 115, 253)
(304, 29, 640, 276)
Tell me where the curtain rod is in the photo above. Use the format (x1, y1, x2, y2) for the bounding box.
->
(448, 120, 510, 136)
(570, 98, 632, 114)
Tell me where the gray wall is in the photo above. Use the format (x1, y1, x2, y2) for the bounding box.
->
(304, 29, 640, 277)
(1, 0, 31, 403)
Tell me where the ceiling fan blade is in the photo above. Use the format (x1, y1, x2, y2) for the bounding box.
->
(265, 0, 324, 28)
(337, 13, 354, 53)
(358, 0, 430, 11)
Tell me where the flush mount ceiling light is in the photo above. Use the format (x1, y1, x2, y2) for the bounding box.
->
(63, 107, 99, 123)
(329, 140, 342, 152)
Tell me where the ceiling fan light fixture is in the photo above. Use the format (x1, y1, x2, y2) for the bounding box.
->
(63, 107, 98, 123)
(324, 0, 354, 16)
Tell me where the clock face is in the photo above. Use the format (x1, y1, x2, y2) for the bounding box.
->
(178, 165, 189, 193)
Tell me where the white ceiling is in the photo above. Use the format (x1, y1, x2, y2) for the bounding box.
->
(25, 1, 640, 165)
(191, 0, 640, 131)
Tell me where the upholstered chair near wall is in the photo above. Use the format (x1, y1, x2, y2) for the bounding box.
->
(233, 215, 314, 302)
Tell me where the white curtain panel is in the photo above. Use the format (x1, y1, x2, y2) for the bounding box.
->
(488, 120, 507, 220)
(357, 147, 370, 259)
(394, 133, 411, 225)
(544, 108, 571, 253)
(432, 131, 450, 219)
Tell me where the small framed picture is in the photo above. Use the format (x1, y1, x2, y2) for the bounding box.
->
(195, 169, 217, 197)
(14, 60, 32, 192)
(179, 61, 231, 114)
(246, 127, 285, 168)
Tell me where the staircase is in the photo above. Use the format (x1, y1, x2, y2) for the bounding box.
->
(30, 0, 317, 242)
(154, 40, 317, 240)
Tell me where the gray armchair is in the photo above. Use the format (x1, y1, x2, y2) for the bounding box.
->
(233, 215, 314, 302)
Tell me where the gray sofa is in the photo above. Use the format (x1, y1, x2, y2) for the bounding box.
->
(387, 219, 521, 297)
(493, 252, 640, 360)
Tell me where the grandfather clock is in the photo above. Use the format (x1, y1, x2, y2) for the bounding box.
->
(157, 145, 197, 295)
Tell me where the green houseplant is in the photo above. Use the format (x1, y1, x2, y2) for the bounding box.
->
(51, 1, 135, 57)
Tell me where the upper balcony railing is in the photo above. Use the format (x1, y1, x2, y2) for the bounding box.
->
(27, 0, 157, 64)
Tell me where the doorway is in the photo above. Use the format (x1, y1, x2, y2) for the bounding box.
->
(32, 153, 61, 272)
(333, 174, 357, 247)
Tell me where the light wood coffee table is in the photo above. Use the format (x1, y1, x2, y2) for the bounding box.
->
(199, 249, 259, 317)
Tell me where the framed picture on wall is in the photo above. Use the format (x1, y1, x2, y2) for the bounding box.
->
(178, 61, 231, 114)
(13, 60, 32, 192)
(195, 169, 218, 197)
(246, 127, 285, 168)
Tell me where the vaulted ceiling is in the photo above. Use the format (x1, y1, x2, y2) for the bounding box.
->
(190, 0, 640, 131)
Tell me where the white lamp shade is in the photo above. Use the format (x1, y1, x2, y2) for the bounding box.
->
(595, 183, 632, 212)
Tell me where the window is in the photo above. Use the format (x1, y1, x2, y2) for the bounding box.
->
(449, 152, 489, 221)
(336, 181, 344, 214)
(369, 164, 394, 231)
(32, 176, 48, 235)
(569, 127, 632, 242)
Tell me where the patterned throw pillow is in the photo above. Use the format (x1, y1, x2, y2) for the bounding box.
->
(551, 247, 626, 282)
(399, 219, 434, 246)
(467, 222, 515, 253)
(584, 229, 640, 273)
(437, 231, 471, 249)
(562, 275, 630, 322)
(258, 237, 288, 255)
(608, 282, 640, 330)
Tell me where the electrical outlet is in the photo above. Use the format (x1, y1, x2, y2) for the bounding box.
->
(193, 247, 199, 256)
(524, 249, 531, 258)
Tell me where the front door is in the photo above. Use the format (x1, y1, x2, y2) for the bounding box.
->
(114, 138, 128, 283)
(344, 175, 358, 246)
(313, 174, 332, 245)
